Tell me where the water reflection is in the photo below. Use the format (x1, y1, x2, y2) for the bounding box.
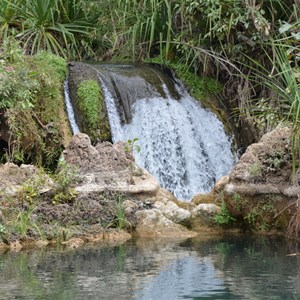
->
(0, 236, 299, 300)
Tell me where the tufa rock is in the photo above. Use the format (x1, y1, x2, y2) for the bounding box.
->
(222, 126, 300, 231)
(135, 209, 197, 238)
(0, 163, 54, 197)
(62, 133, 159, 198)
(153, 200, 191, 226)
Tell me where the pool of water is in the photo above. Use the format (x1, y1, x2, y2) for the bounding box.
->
(0, 235, 299, 299)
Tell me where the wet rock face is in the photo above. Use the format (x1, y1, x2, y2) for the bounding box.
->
(223, 126, 298, 230)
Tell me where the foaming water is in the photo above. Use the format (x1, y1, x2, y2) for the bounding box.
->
(97, 75, 124, 142)
(96, 64, 236, 200)
(64, 80, 80, 135)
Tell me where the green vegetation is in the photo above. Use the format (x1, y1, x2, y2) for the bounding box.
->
(147, 57, 223, 99)
(124, 138, 141, 156)
(51, 158, 77, 204)
(77, 80, 101, 129)
(214, 200, 236, 226)
(0, 223, 6, 240)
(17, 169, 48, 204)
(232, 193, 242, 212)
(171, 63, 223, 98)
(0, 0, 94, 59)
(13, 207, 37, 238)
(0, 0, 299, 240)
(17, 160, 77, 207)
(0, 40, 70, 167)
(77, 79, 110, 141)
(125, 138, 141, 183)
(248, 163, 262, 178)
(115, 196, 127, 230)
(244, 200, 277, 231)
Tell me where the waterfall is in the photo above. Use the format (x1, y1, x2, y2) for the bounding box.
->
(64, 80, 80, 135)
(95, 64, 236, 200)
(97, 76, 124, 142)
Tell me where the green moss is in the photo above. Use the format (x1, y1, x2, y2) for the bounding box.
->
(146, 58, 222, 99)
(77, 80, 101, 128)
(169, 63, 223, 99)
(77, 80, 111, 142)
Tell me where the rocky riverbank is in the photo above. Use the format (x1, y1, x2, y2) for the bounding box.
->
(0, 133, 224, 251)
(0, 126, 299, 251)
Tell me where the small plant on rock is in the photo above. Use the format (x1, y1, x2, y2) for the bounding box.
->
(107, 195, 131, 230)
(249, 163, 262, 177)
(124, 138, 141, 156)
(115, 196, 127, 229)
(17, 169, 48, 204)
(51, 158, 77, 204)
(232, 193, 242, 211)
(214, 201, 236, 225)
(13, 207, 36, 237)
(124, 138, 141, 184)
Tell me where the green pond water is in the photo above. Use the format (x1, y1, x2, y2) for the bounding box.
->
(0, 235, 299, 300)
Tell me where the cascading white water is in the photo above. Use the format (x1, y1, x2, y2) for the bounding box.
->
(97, 66, 236, 200)
(123, 97, 235, 200)
(97, 76, 124, 142)
(64, 80, 80, 135)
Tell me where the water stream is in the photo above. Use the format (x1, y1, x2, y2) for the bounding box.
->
(93, 64, 236, 200)
(64, 80, 80, 135)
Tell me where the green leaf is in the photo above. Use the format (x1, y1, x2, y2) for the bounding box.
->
(135, 145, 141, 153)
(279, 22, 293, 34)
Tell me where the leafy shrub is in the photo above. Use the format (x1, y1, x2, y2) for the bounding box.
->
(51, 158, 77, 204)
(0, 40, 69, 168)
(214, 201, 236, 225)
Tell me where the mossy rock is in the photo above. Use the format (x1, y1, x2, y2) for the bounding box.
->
(77, 80, 111, 141)
(68, 62, 111, 143)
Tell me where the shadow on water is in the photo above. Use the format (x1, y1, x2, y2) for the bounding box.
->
(0, 235, 300, 299)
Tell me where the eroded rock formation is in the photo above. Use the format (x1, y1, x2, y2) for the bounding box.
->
(222, 126, 299, 231)
(62, 133, 160, 196)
